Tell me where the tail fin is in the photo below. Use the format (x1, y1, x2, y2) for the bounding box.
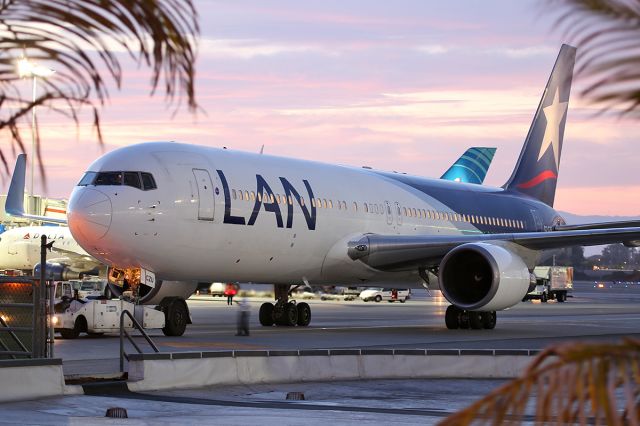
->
(6, 154, 27, 217)
(5, 154, 67, 224)
(503, 44, 576, 206)
(440, 147, 496, 184)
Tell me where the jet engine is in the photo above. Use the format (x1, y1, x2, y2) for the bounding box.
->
(33, 263, 83, 281)
(438, 242, 531, 311)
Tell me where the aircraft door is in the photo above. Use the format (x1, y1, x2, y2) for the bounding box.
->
(395, 202, 403, 225)
(192, 169, 215, 221)
(530, 209, 543, 231)
(384, 201, 393, 225)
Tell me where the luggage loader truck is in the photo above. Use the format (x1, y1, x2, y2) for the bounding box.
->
(523, 266, 573, 303)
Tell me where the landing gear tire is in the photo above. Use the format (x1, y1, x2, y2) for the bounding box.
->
(374, 295, 382, 303)
(259, 302, 274, 326)
(273, 302, 298, 327)
(557, 292, 566, 303)
(541, 292, 548, 303)
(296, 302, 311, 326)
(445, 305, 460, 329)
(482, 311, 497, 329)
(445, 306, 497, 330)
(162, 299, 188, 336)
(469, 312, 483, 330)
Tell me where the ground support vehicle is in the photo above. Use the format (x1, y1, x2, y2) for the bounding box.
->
(53, 296, 189, 339)
(359, 288, 410, 303)
(524, 266, 573, 303)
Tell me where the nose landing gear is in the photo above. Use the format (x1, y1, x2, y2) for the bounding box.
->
(259, 284, 312, 327)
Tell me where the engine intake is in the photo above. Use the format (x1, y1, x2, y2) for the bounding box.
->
(438, 242, 531, 311)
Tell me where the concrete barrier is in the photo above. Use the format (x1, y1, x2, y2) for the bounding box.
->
(0, 358, 66, 402)
(127, 349, 539, 392)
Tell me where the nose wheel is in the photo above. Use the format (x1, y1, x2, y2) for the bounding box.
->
(259, 285, 312, 327)
(445, 305, 496, 330)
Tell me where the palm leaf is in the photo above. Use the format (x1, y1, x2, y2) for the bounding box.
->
(0, 0, 199, 183)
(439, 338, 640, 425)
(550, 0, 640, 117)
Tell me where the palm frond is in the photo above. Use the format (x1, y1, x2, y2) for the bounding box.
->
(0, 0, 199, 182)
(550, 0, 640, 118)
(439, 338, 640, 425)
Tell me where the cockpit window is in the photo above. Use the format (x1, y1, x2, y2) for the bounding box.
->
(124, 172, 142, 189)
(94, 172, 122, 186)
(141, 173, 157, 190)
(78, 172, 97, 186)
(78, 171, 157, 191)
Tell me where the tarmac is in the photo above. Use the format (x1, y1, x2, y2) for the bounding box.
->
(2, 280, 639, 424)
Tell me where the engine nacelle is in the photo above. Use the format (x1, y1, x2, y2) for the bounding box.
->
(438, 242, 531, 311)
(107, 280, 197, 305)
(33, 263, 82, 281)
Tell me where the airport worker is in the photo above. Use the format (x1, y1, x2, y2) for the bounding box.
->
(225, 283, 236, 305)
(235, 297, 250, 336)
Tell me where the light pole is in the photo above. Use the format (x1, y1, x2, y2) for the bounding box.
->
(17, 57, 55, 215)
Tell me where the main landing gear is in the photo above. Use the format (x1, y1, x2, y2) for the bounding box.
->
(445, 305, 496, 330)
(259, 284, 312, 327)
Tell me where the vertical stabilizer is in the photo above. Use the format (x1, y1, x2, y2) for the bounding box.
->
(503, 44, 576, 206)
(440, 147, 496, 184)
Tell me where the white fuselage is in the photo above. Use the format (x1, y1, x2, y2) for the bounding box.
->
(0, 226, 85, 270)
(67, 142, 506, 287)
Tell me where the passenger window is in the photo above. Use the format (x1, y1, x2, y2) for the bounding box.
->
(95, 172, 123, 186)
(300, 197, 305, 206)
(250, 191, 255, 201)
(257, 192, 262, 202)
(354, 202, 358, 212)
(288, 195, 293, 205)
(403, 207, 407, 216)
(141, 173, 157, 190)
(78, 171, 97, 186)
(232, 189, 237, 200)
(328, 200, 333, 209)
(364, 203, 369, 213)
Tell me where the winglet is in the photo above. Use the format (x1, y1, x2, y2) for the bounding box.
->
(5, 154, 67, 224)
(6, 154, 26, 217)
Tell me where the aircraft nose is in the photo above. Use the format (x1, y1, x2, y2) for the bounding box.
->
(68, 188, 112, 241)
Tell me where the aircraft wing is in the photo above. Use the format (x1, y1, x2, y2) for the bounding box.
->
(347, 226, 640, 271)
(6, 154, 67, 224)
(48, 245, 100, 271)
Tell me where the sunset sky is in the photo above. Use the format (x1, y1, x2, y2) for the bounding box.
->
(4, 0, 639, 216)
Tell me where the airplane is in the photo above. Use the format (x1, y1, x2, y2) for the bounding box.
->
(0, 225, 101, 280)
(440, 147, 496, 184)
(3, 145, 488, 286)
(10, 44, 640, 333)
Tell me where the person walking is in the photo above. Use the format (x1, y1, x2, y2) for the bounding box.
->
(235, 297, 250, 336)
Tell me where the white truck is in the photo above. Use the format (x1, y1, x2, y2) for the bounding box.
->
(524, 266, 573, 303)
(53, 298, 165, 339)
(359, 288, 411, 303)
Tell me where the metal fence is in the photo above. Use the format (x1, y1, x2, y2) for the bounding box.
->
(0, 236, 49, 359)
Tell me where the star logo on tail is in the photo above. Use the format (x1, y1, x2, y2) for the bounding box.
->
(537, 87, 568, 170)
